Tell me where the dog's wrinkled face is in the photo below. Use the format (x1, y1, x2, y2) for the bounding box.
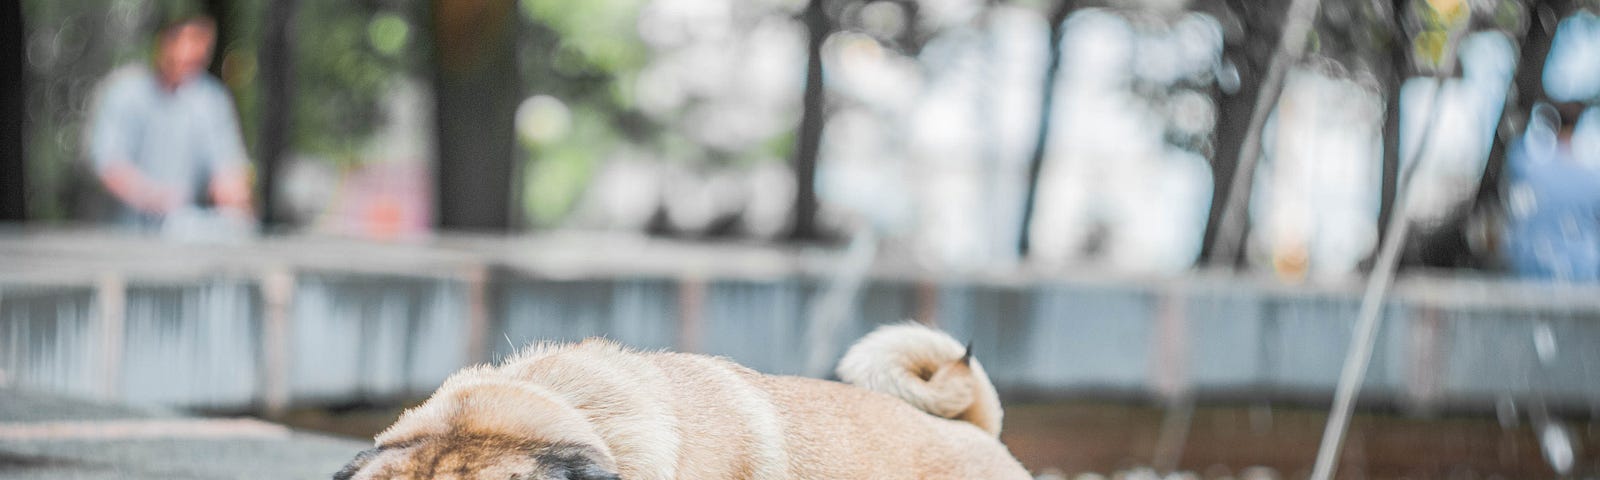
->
(334, 367, 622, 479)
(334, 437, 619, 480)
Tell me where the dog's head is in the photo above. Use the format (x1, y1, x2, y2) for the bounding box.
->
(334, 438, 619, 480)
(334, 370, 620, 480)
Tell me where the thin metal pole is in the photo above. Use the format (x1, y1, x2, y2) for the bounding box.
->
(804, 228, 878, 377)
(1154, 0, 1324, 468)
(789, 0, 828, 242)
(1308, 25, 1466, 480)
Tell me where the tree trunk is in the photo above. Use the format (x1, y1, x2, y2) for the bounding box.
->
(1017, 0, 1075, 257)
(1197, 0, 1284, 267)
(256, 0, 297, 228)
(0, 0, 22, 221)
(429, 0, 520, 232)
(789, 0, 828, 242)
(200, 0, 231, 79)
(1377, 73, 1402, 249)
(1198, 58, 1258, 266)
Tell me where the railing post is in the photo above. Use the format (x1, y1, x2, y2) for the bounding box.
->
(914, 279, 940, 327)
(95, 273, 126, 402)
(260, 268, 295, 418)
(676, 276, 706, 353)
(462, 265, 492, 364)
(1150, 284, 1192, 472)
(1405, 305, 1445, 415)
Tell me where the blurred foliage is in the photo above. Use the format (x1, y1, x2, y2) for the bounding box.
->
(511, 0, 803, 226)
(20, 0, 1593, 232)
(514, 0, 653, 226)
(368, 13, 411, 57)
(19, 0, 156, 219)
(1309, 0, 1400, 77)
(1414, 0, 1472, 71)
(213, 0, 264, 163)
(290, 1, 418, 165)
(1488, 0, 1527, 32)
(524, 107, 609, 224)
(519, 0, 649, 77)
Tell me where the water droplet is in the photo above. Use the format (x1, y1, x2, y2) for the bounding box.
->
(1122, 467, 1162, 480)
(1509, 184, 1538, 218)
(1238, 466, 1280, 480)
(1034, 467, 1069, 480)
(1534, 322, 1558, 365)
(1202, 464, 1234, 480)
(1496, 396, 1520, 428)
(1215, 59, 1241, 94)
(1559, 214, 1582, 240)
(1538, 423, 1574, 474)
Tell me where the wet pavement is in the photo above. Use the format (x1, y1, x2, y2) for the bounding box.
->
(1000, 401, 1598, 479)
(0, 389, 364, 479)
(5, 387, 1594, 479)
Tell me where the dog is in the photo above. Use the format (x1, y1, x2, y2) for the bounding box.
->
(333, 323, 1031, 479)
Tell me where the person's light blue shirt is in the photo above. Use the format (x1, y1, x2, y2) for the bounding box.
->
(87, 65, 247, 226)
(1503, 109, 1600, 282)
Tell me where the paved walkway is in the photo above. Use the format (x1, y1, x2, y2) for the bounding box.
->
(1000, 401, 1587, 478)
(0, 389, 364, 479)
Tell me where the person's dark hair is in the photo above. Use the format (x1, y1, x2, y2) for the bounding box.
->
(155, 13, 216, 41)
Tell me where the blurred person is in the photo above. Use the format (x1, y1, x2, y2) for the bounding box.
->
(85, 13, 252, 233)
(1503, 101, 1600, 281)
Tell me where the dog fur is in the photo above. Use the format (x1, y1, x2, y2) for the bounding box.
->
(334, 323, 1030, 479)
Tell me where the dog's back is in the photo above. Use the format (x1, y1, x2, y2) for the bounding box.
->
(584, 338, 1030, 479)
(337, 327, 1029, 479)
(494, 338, 1029, 479)
(758, 373, 1029, 479)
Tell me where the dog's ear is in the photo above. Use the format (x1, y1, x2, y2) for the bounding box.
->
(538, 444, 621, 480)
(333, 447, 382, 480)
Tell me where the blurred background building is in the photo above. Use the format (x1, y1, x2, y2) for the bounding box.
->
(2, 0, 1593, 278)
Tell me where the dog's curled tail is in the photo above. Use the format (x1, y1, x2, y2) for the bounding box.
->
(835, 323, 1003, 436)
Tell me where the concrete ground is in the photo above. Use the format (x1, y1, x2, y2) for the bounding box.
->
(5, 387, 1593, 479)
(278, 399, 1598, 479)
(0, 389, 364, 479)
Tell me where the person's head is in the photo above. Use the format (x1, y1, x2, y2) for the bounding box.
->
(154, 14, 216, 89)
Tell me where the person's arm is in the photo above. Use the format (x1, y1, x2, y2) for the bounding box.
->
(209, 164, 251, 214)
(203, 84, 254, 215)
(100, 161, 182, 215)
(88, 73, 181, 215)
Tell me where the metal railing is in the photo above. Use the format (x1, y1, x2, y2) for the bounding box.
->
(2, 229, 1598, 414)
